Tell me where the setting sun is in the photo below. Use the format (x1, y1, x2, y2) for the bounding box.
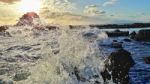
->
(19, 0, 42, 13)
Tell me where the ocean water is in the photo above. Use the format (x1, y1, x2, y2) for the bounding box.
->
(0, 25, 114, 84)
(100, 27, 150, 84)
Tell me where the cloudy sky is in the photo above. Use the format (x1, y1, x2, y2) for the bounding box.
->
(0, 0, 150, 25)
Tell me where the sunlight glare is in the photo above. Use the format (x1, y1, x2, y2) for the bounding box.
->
(19, 0, 42, 13)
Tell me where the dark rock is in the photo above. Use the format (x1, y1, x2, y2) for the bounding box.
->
(135, 29, 150, 42)
(111, 40, 123, 48)
(144, 57, 150, 64)
(0, 26, 8, 32)
(123, 38, 132, 42)
(100, 69, 111, 82)
(83, 32, 97, 39)
(13, 71, 31, 81)
(104, 48, 135, 83)
(94, 81, 100, 84)
(106, 29, 129, 37)
(46, 26, 59, 30)
(130, 31, 136, 39)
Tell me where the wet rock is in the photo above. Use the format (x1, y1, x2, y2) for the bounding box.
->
(111, 40, 123, 48)
(13, 71, 31, 81)
(144, 56, 150, 64)
(123, 38, 132, 42)
(0, 26, 8, 32)
(130, 31, 136, 39)
(46, 26, 59, 30)
(104, 48, 135, 83)
(106, 29, 129, 37)
(0, 79, 13, 84)
(94, 81, 100, 84)
(83, 32, 97, 39)
(135, 29, 150, 42)
(100, 69, 111, 82)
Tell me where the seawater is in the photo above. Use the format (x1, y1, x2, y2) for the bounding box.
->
(100, 27, 150, 84)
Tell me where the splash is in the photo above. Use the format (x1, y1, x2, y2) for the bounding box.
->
(0, 25, 112, 84)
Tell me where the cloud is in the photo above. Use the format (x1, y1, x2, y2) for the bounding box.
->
(42, 0, 76, 13)
(84, 5, 106, 16)
(0, 0, 19, 3)
(103, 0, 118, 6)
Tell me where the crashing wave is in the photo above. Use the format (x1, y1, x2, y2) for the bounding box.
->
(0, 25, 112, 84)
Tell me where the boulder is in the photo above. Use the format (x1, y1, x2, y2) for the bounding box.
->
(111, 40, 123, 48)
(0, 26, 8, 32)
(130, 31, 136, 39)
(135, 29, 150, 42)
(123, 38, 132, 42)
(103, 48, 135, 83)
(144, 56, 150, 64)
(106, 29, 129, 37)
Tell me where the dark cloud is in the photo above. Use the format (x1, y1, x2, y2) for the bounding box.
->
(0, 0, 20, 4)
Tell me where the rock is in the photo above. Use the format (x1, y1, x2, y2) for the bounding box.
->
(144, 56, 150, 64)
(106, 29, 129, 37)
(0, 26, 8, 32)
(135, 29, 150, 42)
(130, 31, 136, 39)
(100, 69, 111, 82)
(104, 48, 135, 83)
(13, 71, 31, 81)
(46, 26, 59, 30)
(123, 38, 132, 42)
(111, 40, 123, 48)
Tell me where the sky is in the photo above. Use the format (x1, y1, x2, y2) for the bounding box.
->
(0, 0, 150, 25)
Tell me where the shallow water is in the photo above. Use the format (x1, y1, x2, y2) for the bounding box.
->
(100, 28, 150, 84)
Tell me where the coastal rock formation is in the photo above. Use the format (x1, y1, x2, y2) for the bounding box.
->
(130, 31, 136, 39)
(0, 26, 8, 32)
(16, 12, 41, 26)
(106, 29, 129, 37)
(103, 48, 135, 83)
(134, 29, 150, 42)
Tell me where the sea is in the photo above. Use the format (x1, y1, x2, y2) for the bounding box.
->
(0, 25, 150, 84)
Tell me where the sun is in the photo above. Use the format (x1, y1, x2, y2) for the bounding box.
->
(19, 0, 42, 14)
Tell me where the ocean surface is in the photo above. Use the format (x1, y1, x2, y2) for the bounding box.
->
(100, 27, 150, 84)
(0, 26, 150, 84)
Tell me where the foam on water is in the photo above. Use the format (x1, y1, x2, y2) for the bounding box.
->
(0, 25, 112, 84)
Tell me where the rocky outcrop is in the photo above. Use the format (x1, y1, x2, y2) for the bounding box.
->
(106, 29, 129, 37)
(103, 48, 135, 83)
(130, 31, 136, 39)
(134, 29, 150, 42)
(0, 26, 8, 32)
(16, 12, 41, 26)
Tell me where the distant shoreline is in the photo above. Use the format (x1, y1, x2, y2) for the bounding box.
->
(89, 23, 150, 29)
